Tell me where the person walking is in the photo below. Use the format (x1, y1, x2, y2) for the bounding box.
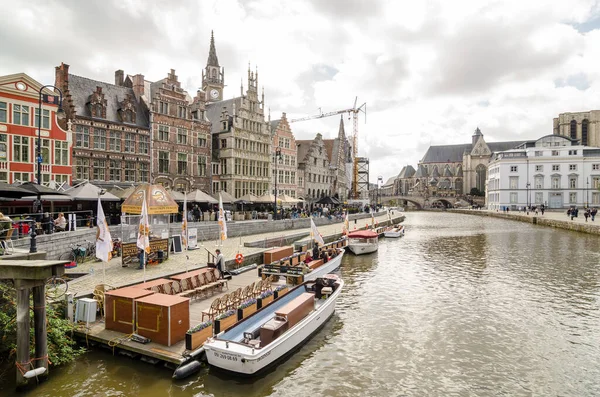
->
(214, 248, 225, 276)
(591, 207, 597, 221)
(584, 209, 590, 222)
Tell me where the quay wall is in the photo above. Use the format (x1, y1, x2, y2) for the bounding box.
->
(451, 209, 600, 236)
(10, 211, 392, 259)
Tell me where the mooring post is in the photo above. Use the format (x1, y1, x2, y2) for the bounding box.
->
(15, 280, 30, 389)
(33, 284, 49, 378)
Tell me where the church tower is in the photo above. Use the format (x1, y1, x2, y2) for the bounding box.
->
(202, 31, 224, 102)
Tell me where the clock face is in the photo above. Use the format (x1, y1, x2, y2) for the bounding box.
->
(210, 89, 219, 99)
(16, 82, 26, 91)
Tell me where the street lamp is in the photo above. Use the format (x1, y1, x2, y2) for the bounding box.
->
(273, 147, 282, 220)
(377, 175, 383, 208)
(526, 182, 531, 213)
(586, 177, 589, 208)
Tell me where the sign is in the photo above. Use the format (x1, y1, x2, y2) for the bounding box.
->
(187, 228, 198, 249)
(171, 235, 183, 254)
(121, 239, 169, 266)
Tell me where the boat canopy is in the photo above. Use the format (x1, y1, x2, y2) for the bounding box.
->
(348, 230, 378, 238)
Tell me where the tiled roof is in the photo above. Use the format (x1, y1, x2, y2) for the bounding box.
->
(414, 164, 428, 178)
(398, 165, 416, 178)
(421, 140, 527, 163)
(206, 97, 240, 135)
(322, 139, 334, 163)
(296, 139, 314, 164)
(68, 74, 149, 128)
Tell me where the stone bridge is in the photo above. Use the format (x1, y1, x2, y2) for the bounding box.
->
(380, 195, 464, 209)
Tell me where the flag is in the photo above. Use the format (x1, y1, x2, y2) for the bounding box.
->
(137, 196, 150, 254)
(371, 212, 376, 227)
(310, 218, 325, 246)
(343, 212, 349, 235)
(181, 192, 188, 250)
(95, 197, 113, 262)
(218, 193, 227, 241)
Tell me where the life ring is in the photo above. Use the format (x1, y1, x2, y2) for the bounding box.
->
(235, 253, 244, 264)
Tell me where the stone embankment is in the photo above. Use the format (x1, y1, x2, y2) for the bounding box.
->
(451, 209, 600, 235)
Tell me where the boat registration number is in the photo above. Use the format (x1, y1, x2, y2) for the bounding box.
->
(213, 352, 239, 362)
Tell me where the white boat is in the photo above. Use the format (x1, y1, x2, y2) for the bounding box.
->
(204, 274, 344, 375)
(304, 248, 344, 281)
(384, 225, 405, 238)
(347, 230, 379, 255)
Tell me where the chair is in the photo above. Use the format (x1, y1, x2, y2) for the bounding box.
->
(0, 228, 14, 254)
(177, 278, 194, 298)
(92, 284, 115, 318)
(202, 297, 221, 321)
(162, 282, 174, 295)
(171, 281, 182, 295)
(252, 280, 263, 298)
(220, 293, 233, 312)
(211, 268, 228, 291)
(150, 286, 161, 294)
(230, 287, 242, 310)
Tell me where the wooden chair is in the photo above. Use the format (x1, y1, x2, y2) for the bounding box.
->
(92, 284, 115, 318)
(252, 280, 263, 298)
(162, 282, 174, 295)
(202, 297, 221, 321)
(171, 281, 182, 295)
(177, 278, 194, 298)
(149, 285, 161, 294)
(0, 228, 15, 254)
(212, 268, 228, 291)
(218, 293, 231, 314)
(229, 288, 242, 310)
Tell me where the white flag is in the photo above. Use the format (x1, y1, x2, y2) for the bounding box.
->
(95, 197, 113, 262)
(343, 212, 349, 235)
(137, 196, 150, 254)
(218, 193, 227, 241)
(310, 218, 325, 246)
(371, 212, 376, 227)
(182, 192, 188, 249)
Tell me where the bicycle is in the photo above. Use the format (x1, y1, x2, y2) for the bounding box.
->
(59, 240, 96, 267)
(45, 274, 69, 300)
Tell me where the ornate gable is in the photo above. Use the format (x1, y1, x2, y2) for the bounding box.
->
(87, 86, 107, 118)
(118, 94, 136, 123)
(471, 136, 491, 157)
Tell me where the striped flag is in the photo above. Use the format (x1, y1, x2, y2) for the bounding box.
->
(137, 196, 150, 254)
(218, 193, 227, 241)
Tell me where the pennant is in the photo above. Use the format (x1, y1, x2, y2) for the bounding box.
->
(218, 193, 227, 241)
(343, 212, 349, 235)
(95, 197, 113, 262)
(310, 218, 325, 246)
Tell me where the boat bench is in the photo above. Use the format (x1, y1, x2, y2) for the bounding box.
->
(306, 259, 324, 270)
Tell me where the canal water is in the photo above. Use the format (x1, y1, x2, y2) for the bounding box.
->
(4, 212, 600, 396)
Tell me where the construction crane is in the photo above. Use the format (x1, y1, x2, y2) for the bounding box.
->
(290, 97, 366, 199)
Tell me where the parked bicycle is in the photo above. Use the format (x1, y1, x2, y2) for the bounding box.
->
(45, 274, 69, 300)
(59, 240, 96, 267)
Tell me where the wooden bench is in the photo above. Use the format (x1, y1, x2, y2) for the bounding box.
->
(306, 259, 324, 270)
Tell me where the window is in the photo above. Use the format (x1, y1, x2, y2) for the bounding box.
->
(552, 150, 559, 156)
(510, 166, 518, 172)
(124, 133, 135, 153)
(94, 128, 106, 150)
(13, 104, 29, 126)
(177, 153, 187, 175)
(178, 106, 187, 119)
(221, 139, 227, 148)
(125, 161, 136, 182)
(582, 119, 589, 146)
(34, 108, 50, 129)
(109, 160, 121, 181)
(552, 164, 560, 171)
(534, 176, 543, 189)
(198, 136, 207, 147)
(139, 135, 148, 154)
(510, 192, 518, 203)
(159, 125, 169, 141)
(93, 159, 106, 181)
(568, 150, 578, 155)
(0, 101, 6, 123)
(13, 172, 30, 183)
(177, 128, 187, 144)
(13, 136, 29, 162)
(76, 125, 90, 148)
(75, 158, 89, 180)
(569, 176, 577, 189)
(123, 109, 134, 123)
(159, 101, 168, 114)
(569, 164, 577, 171)
(535, 165, 543, 172)
(0, 134, 6, 161)
(551, 176, 560, 189)
(158, 151, 169, 173)
(109, 131, 121, 152)
(593, 164, 599, 171)
(139, 163, 149, 182)
(535, 192, 543, 204)
(41, 139, 50, 164)
(569, 192, 577, 204)
(534, 151, 543, 157)
(54, 174, 68, 185)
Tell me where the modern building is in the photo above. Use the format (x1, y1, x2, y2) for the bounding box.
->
(486, 135, 600, 210)
(297, 133, 332, 204)
(270, 112, 298, 198)
(55, 63, 150, 188)
(0, 73, 72, 185)
(553, 110, 600, 147)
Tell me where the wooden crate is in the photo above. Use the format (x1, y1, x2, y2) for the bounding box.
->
(105, 287, 154, 334)
(135, 294, 190, 346)
(263, 246, 293, 264)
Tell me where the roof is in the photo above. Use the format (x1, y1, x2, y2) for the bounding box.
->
(270, 119, 280, 133)
(296, 139, 314, 164)
(348, 230, 378, 238)
(421, 140, 526, 163)
(206, 97, 240, 135)
(414, 164, 428, 178)
(443, 166, 454, 177)
(207, 31, 220, 67)
(382, 177, 395, 187)
(397, 165, 416, 178)
(68, 74, 149, 128)
(322, 139, 334, 163)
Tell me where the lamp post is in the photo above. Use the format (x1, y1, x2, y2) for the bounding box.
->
(273, 147, 282, 220)
(377, 176, 383, 209)
(526, 182, 531, 213)
(586, 177, 589, 208)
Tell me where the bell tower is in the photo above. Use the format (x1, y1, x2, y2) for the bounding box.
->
(202, 30, 224, 102)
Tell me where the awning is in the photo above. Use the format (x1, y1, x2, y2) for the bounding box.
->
(213, 190, 236, 204)
(121, 183, 179, 214)
(65, 182, 120, 201)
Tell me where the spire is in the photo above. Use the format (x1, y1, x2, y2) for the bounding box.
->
(207, 30, 219, 67)
(338, 115, 345, 139)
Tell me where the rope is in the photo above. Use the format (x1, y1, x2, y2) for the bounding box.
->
(15, 355, 49, 376)
(108, 333, 134, 355)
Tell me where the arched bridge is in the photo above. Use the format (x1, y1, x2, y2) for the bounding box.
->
(379, 195, 458, 209)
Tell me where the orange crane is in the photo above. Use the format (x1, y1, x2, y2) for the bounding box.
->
(290, 97, 366, 199)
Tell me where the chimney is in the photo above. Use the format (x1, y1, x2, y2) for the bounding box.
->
(115, 70, 124, 86)
(132, 74, 144, 98)
(54, 62, 70, 92)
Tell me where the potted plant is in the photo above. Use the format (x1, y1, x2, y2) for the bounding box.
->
(274, 284, 289, 299)
(185, 320, 213, 350)
(257, 290, 274, 309)
(214, 310, 237, 334)
(237, 298, 257, 321)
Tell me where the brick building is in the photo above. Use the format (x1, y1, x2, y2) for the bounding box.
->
(297, 133, 332, 204)
(0, 73, 72, 185)
(270, 112, 298, 198)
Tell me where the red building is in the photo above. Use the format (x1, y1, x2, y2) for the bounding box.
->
(0, 73, 72, 186)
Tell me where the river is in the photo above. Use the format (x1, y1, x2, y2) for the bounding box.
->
(4, 212, 600, 396)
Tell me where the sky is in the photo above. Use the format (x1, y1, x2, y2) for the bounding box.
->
(1, 0, 600, 184)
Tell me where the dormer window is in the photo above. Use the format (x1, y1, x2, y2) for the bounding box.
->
(118, 95, 137, 123)
(123, 110, 134, 123)
(88, 86, 106, 118)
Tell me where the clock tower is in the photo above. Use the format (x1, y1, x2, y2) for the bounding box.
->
(202, 31, 224, 102)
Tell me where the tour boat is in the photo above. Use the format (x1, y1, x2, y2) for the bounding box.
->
(346, 230, 379, 255)
(203, 274, 344, 375)
(304, 248, 345, 281)
(383, 225, 405, 238)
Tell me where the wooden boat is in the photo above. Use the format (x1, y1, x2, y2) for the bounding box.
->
(203, 274, 344, 375)
(347, 230, 379, 255)
(383, 225, 405, 238)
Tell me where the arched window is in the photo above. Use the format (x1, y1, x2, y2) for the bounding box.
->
(475, 165, 486, 193)
(570, 120, 577, 140)
(582, 119, 589, 146)
(455, 178, 463, 194)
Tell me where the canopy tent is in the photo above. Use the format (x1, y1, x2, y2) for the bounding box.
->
(316, 196, 340, 205)
(235, 193, 258, 204)
(121, 183, 179, 214)
(64, 182, 120, 201)
(254, 192, 276, 204)
(107, 185, 136, 200)
(166, 190, 186, 202)
(0, 183, 34, 199)
(213, 190, 236, 204)
(279, 194, 302, 204)
(187, 189, 218, 204)
(17, 182, 72, 201)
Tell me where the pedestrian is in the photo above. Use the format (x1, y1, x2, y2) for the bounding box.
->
(541, 205, 545, 216)
(591, 208, 597, 221)
(312, 243, 319, 260)
(567, 208, 571, 218)
(214, 248, 225, 276)
(584, 209, 590, 222)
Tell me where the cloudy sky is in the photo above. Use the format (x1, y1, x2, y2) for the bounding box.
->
(2, 0, 599, 183)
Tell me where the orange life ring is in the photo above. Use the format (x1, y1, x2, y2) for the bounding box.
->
(235, 253, 244, 264)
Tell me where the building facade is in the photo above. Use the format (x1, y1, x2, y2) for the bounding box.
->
(322, 117, 349, 201)
(270, 112, 298, 198)
(487, 135, 600, 210)
(0, 73, 72, 185)
(297, 133, 331, 204)
(55, 63, 151, 188)
(553, 110, 600, 147)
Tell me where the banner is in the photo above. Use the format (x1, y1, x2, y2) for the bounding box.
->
(95, 197, 113, 262)
(181, 192, 188, 250)
(187, 228, 198, 249)
(218, 193, 227, 241)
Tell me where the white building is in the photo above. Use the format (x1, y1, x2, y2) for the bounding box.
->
(487, 135, 600, 210)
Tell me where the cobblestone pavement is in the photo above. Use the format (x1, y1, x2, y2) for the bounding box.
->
(66, 213, 398, 296)
(479, 208, 600, 228)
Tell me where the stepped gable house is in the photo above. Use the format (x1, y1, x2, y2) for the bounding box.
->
(297, 133, 332, 204)
(55, 63, 150, 187)
(270, 112, 298, 199)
